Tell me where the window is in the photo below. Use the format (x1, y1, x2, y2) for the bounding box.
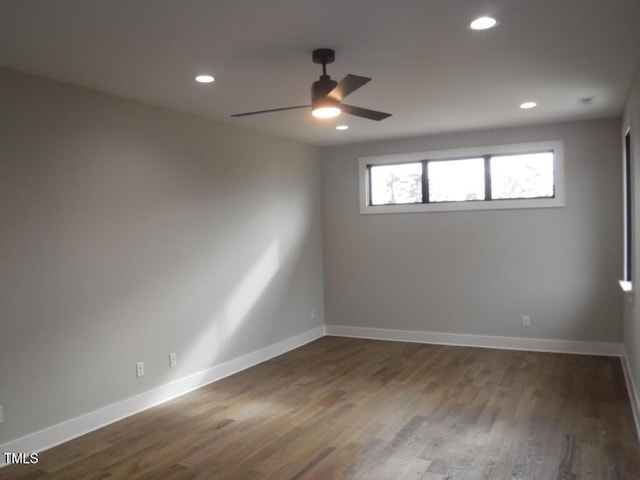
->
(429, 158, 485, 202)
(621, 130, 633, 290)
(370, 162, 422, 205)
(359, 141, 564, 214)
(490, 152, 554, 200)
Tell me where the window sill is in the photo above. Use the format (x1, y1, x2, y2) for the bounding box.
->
(619, 280, 633, 292)
(360, 197, 563, 215)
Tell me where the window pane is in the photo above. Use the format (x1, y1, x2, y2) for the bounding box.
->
(370, 163, 422, 205)
(428, 158, 485, 202)
(490, 152, 554, 199)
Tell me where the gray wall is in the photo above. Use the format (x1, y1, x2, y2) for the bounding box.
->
(623, 64, 640, 398)
(322, 119, 622, 343)
(0, 67, 324, 444)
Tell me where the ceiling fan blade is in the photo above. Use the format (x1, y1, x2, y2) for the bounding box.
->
(328, 74, 371, 101)
(341, 104, 392, 121)
(231, 105, 310, 117)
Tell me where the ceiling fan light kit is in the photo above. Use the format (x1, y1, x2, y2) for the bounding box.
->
(312, 106, 341, 118)
(232, 48, 391, 122)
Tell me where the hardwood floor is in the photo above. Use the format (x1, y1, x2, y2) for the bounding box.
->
(1, 336, 639, 479)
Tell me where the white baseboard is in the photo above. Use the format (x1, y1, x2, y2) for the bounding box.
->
(325, 324, 624, 356)
(0, 325, 325, 467)
(621, 349, 640, 441)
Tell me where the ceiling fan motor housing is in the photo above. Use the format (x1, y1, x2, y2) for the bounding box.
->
(312, 75, 339, 109)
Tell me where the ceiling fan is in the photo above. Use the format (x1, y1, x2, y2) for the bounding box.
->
(231, 48, 392, 121)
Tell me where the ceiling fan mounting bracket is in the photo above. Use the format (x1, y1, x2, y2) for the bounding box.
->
(312, 48, 335, 65)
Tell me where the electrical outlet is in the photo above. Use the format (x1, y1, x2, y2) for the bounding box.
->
(522, 315, 531, 327)
(169, 352, 177, 368)
(136, 362, 145, 377)
(0, 404, 4, 423)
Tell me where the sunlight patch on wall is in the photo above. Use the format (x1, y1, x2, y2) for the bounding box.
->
(173, 239, 282, 378)
(225, 240, 280, 336)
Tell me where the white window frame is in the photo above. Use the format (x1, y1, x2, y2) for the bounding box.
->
(359, 140, 565, 214)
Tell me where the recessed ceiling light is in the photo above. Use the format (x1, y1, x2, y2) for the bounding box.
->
(195, 75, 215, 84)
(336, 125, 349, 131)
(520, 101, 538, 109)
(470, 16, 498, 30)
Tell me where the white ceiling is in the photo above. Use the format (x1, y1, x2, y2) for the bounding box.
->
(1, 0, 639, 146)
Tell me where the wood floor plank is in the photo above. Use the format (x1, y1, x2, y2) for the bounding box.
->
(1, 337, 639, 479)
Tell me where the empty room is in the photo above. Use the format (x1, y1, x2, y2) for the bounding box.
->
(1, 1, 640, 478)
